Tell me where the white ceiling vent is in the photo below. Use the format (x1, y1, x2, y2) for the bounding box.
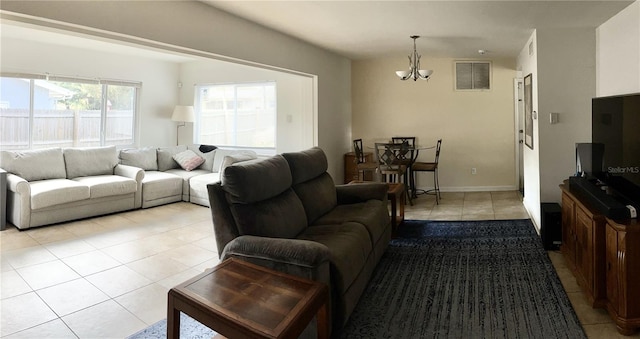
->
(455, 61, 491, 91)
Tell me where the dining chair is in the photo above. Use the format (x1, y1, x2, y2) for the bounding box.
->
(353, 139, 379, 181)
(411, 139, 442, 204)
(391, 136, 417, 194)
(374, 142, 412, 205)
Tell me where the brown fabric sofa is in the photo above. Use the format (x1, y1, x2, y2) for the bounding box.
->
(207, 147, 391, 335)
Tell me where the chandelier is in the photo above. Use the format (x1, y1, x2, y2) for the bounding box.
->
(395, 36, 433, 81)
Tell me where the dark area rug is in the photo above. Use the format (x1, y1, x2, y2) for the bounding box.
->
(128, 219, 585, 339)
(337, 219, 585, 339)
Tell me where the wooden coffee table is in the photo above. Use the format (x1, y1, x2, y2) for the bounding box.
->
(167, 258, 329, 339)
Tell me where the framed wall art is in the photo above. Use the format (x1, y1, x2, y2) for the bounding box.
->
(524, 73, 534, 150)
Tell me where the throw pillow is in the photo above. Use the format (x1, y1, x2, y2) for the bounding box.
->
(157, 145, 187, 171)
(173, 150, 205, 171)
(119, 147, 158, 170)
(64, 146, 118, 178)
(187, 145, 215, 171)
(0, 148, 67, 181)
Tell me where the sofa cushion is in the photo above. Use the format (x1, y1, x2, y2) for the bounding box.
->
(165, 168, 210, 196)
(64, 146, 118, 179)
(297, 222, 372, 295)
(119, 147, 158, 170)
(189, 172, 221, 203)
(30, 179, 90, 209)
(1, 148, 67, 182)
(142, 171, 183, 201)
(313, 200, 389, 247)
(157, 145, 187, 171)
(218, 152, 259, 176)
(230, 188, 307, 239)
(173, 150, 204, 171)
(212, 149, 258, 174)
(222, 155, 292, 204)
(187, 144, 215, 171)
(282, 147, 328, 185)
(72, 175, 137, 199)
(292, 173, 338, 224)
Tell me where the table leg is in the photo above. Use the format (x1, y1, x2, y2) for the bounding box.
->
(316, 302, 329, 339)
(390, 191, 398, 233)
(167, 292, 180, 339)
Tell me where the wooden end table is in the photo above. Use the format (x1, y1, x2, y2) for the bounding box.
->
(167, 258, 329, 339)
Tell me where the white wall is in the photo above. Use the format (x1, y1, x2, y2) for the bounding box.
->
(517, 27, 597, 230)
(597, 0, 640, 96)
(0, 0, 352, 182)
(352, 57, 517, 191)
(179, 60, 315, 153)
(517, 31, 541, 228)
(0, 37, 179, 148)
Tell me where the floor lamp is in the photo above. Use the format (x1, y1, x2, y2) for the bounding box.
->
(171, 105, 195, 146)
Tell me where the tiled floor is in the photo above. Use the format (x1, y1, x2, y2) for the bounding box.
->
(0, 192, 637, 338)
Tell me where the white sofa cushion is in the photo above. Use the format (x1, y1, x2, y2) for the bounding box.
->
(142, 171, 183, 202)
(157, 145, 187, 171)
(1, 148, 67, 181)
(119, 147, 158, 170)
(64, 146, 118, 179)
(219, 152, 259, 174)
(73, 175, 137, 199)
(189, 172, 221, 205)
(30, 179, 90, 209)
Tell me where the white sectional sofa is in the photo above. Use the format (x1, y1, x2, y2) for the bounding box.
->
(1, 144, 257, 230)
(1, 146, 143, 229)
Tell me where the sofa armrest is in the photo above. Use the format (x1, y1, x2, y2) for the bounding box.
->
(335, 183, 388, 205)
(114, 164, 144, 208)
(5, 173, 31, 229)
(221, 235, 331, 282)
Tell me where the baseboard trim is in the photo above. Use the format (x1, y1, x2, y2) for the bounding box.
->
(416, 185, 518, 192)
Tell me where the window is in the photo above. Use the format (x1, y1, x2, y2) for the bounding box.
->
(455, 61, 491, 90)
(0, 74, 139, 150)
(195, 82, 276, 150)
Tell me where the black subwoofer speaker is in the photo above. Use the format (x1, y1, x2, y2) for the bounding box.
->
(540, 203, 562, 250)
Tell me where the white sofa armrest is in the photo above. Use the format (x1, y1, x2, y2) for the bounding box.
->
(115, 164, 144, 209)
(6, 173, 31, 228)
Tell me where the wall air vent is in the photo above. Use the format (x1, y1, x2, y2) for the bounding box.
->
(455, 61, 491, 91)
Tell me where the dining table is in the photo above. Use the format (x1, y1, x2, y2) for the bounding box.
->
(370, 141, 435, 203)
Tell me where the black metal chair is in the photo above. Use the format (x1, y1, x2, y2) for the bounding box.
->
(412, 139, 442, 204)
(353, 139, 378, 181)
(374, 142, 413, 205)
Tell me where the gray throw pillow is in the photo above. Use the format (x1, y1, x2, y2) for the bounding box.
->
(119, 147, 158, 170)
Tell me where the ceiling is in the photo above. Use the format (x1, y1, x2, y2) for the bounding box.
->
(202, 0, 635, 60)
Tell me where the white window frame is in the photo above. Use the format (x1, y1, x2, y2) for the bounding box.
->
(194, 81, 277, 153)
(0, 73, 140, 150)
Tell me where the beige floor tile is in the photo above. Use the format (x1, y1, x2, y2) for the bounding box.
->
(61, 300, 146, 338)
(491, 198, 524, 207)
(25, 226, 78, 245)
(62, 219, 108, 237)
(85, 265, 152, 298)
(461, 213, 496, 220)
(0, 232, 40, 253)
(3, 319, 78, 339)
(192, 235, 220, 253)
(91, 214, 140, 230)
(494, 211, 531, 219)
(1, 255, 13, 272)
(82, 228, 148, 249)
(43, 239, 95, 259)
(16, 260, 80, 290)
(464, 191, 492, 201)
(115, 283, 168, 325)
(1, 270, 32, 299)
(494, 204, 529, 214)
(490, 191, 521, 200)
(462, 204, 494, 215)
(193, 257, 222, 272)
(101, 239, 160, 263)
(3, 246, 57, 269)
(164, 222, 214, 243)
(159, 244, 217, 268)
(583, 322, 640, 338)
(36, 278, 109, 316)
(567, 291, 612, 325)
(0, 292, 58, 336)
(157, 268, 203, 290)
(62, 250, 122, 276)
(439, 192, 465, 200)
(126, 254, 190, 281)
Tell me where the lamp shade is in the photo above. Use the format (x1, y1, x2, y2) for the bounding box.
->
(171, 105, 195, 123)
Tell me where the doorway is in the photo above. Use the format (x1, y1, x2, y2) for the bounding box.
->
(514, 78, 525, 195)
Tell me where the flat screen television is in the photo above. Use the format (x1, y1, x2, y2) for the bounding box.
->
(591, 92, 640, 204)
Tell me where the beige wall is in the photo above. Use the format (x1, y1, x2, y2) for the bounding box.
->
(352, 57, 518, 191)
